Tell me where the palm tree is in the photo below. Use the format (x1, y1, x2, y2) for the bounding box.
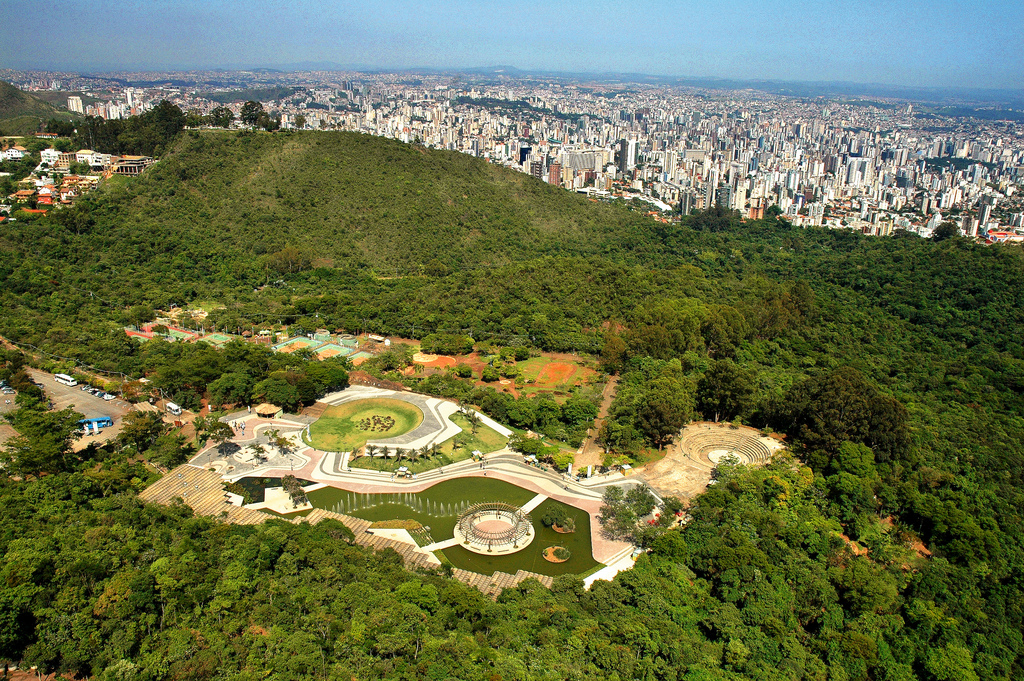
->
(380, 445, 391, 461)
(467, 411, 480, 435)
(365, 444, 378, 459)
(429, 442, 439, 458)
(395, 448, 406, 463)
(250, 443, 267, 463)
(418, 445, 430, 460)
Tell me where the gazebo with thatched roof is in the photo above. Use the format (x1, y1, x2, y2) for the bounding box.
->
(255, 403, 282, 419)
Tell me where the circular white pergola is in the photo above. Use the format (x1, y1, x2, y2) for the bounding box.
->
(454, 502, 535, 555)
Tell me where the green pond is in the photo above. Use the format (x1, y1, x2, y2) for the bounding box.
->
(304, 478, 599, 577)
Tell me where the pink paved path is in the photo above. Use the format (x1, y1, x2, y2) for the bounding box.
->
(254, 449, 629, 564)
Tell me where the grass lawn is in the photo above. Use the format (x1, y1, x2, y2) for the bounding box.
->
(308, 398, 423, 451)
(347, 411, 509, 475)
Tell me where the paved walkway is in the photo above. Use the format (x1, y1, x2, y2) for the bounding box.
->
(583, 547, 638, 588)
(319, 385, 463, 449)
(521, 493, 548, 513)
(268, 449, 636, 564)
(190, 392, 645, 567)
(422, 537, 462, 552)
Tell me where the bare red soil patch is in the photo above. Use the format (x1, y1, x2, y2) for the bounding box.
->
(538, 362, 576, 384)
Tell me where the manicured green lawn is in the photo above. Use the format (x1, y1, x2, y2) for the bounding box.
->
(442, 411, 508, 454)
(308, 398, 423, 451)
(347, 411, 508, 474)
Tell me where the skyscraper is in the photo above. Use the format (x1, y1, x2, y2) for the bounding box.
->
(978, 195, 995, 227)
(547, 163, 562, 186)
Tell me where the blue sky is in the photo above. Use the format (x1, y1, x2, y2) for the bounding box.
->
(2, 0, 1021, 89)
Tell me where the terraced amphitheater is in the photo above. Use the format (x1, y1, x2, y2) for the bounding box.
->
(639, 422, 786, 499)
(678, 424, 775, 469)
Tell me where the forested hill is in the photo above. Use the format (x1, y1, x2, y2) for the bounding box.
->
(0, 80, 74, 134)
(4, 125, 1024, 677)
(88, 130, 662, 276)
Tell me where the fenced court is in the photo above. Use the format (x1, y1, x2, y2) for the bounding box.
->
(315, 343, 356, 359)
(273, 337, 319, 353)
(201, 332, 234, 346)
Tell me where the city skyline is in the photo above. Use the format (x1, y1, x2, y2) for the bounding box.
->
(2, 0, 1022, 90)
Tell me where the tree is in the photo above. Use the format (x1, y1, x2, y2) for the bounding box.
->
(208, 372, 254, 408)
(209, 421, 235, 448)
(932, 220, 960, 241)
(636, 376, 693, 447)
(252, 376, 300, 412)
(117, 411, 166, 453)
(779, 366, 909, 464)
(147, 433, 191, 468)
(1, 402, 84, 475)
(240, 101, 265, 127)
(599, 485, 657, 543)
(210, 106, 235, 128)
(293, 114, 306, 130)
(696, 359, 754, 422)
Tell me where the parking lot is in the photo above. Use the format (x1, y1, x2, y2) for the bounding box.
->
(28, 369, 132, 449)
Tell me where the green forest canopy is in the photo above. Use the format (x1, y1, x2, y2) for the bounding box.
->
(1, 124, 1024, 678)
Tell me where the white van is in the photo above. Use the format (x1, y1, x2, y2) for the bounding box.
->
(166, 402, 182, 416)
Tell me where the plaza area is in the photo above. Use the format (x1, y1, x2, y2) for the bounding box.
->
(187, 385, 640, 584)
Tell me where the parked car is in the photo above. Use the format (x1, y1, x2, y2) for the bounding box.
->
(103, 393, 116, 401)
(80, 385, 91, 391)
(2, 388, 15, 395)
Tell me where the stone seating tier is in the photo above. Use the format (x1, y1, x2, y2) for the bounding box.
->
(678, 429, 772, 466)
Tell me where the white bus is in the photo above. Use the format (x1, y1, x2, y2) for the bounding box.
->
(54, 373, 78, 387)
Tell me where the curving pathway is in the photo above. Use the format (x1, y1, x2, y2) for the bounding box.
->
(191, 389, 645, 570)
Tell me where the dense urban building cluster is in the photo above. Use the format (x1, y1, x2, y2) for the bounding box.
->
(6, 67, 1024, 240)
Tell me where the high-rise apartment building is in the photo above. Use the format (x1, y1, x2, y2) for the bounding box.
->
(547, 162, 562, 186)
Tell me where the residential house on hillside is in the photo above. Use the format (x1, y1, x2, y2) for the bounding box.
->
(40, 148, 61, 166)
(112, 155, 155, 175)
(2, 146, 26, 161)
(76, 149, 111, 168)
(8, 189, 35, 203)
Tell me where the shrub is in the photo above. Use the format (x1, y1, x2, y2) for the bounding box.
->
(541, 505, 569, 528)
(553, 547, 571, 560)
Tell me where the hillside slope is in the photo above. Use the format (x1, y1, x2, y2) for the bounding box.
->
(0, 80, 73, 134)
(88, 130, 663, 276)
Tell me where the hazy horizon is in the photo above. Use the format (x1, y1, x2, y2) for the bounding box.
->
(1, 0, 1021, 91)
